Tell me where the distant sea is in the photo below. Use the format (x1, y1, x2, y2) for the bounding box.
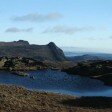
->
(64, 52, 86, 57)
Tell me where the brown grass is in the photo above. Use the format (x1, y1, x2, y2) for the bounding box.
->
(0, 85, 111, 112)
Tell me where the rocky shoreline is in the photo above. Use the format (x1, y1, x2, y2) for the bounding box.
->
(0, 56, 75, 71)
(0, 85, 111, 112)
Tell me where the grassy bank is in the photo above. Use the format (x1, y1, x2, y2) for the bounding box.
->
(0, 85, 111, 112)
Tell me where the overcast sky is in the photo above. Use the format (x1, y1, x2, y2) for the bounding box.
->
(0, 0, 112, 53)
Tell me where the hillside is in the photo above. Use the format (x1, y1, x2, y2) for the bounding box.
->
(63, 60, 112, 86)
(0, 40, 66, 61)
(0, 85, 111, 112)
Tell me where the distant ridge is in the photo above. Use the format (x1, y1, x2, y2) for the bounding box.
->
(67, 54, 102, 62)
(0, 40, 66, 61)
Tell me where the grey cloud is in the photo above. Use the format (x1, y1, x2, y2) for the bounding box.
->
(5, 27, 33, 33)
(43, 26, 95, 35)
(12, 13, 62, 22)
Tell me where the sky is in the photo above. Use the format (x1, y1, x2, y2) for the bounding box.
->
(0, 0, 112, 53)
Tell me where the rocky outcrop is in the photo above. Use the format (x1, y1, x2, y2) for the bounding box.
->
(47, 42, 66, 61)
(0, 57, 47, 71)
(0, 40, 66, 61)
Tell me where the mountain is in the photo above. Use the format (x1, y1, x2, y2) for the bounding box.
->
(67, 54, 102, 62)
(91, 53, 112, 60)
(0, 40, 66, 61)
(64, 51, 112, 61)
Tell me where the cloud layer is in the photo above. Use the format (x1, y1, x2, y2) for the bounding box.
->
(12, 13, 62, 22)
(43, 26, 95, 35)
(5, 27, 33, 33)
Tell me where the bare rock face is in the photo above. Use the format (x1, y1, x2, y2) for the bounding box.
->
(47, 42, 66, 61)
(0, 40, 66, 61)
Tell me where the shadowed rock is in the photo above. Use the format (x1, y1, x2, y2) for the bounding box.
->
(61, 97, 112, 109)
(63, 60, 112, 86)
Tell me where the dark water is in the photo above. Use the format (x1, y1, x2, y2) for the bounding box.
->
(0, 70, 112, 97)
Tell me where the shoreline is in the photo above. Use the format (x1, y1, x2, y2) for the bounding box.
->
(0, 83, 77, 98)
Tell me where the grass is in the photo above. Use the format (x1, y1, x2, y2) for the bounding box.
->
(0, 85, 111, 112)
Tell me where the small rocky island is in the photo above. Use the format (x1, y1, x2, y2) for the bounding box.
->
(11, 71, 29, 77)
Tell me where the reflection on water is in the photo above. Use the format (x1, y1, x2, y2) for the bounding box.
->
(0, 70, 112, 97)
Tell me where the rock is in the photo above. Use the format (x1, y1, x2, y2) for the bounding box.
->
(12, 71, 29, 77)
(30, 76, 35, 79)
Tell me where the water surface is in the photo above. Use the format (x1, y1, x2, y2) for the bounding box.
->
(0, 70, 112, 97)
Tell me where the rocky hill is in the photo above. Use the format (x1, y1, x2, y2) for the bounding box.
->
(62, 60, 112, 86)
(0, 40, 66, 61)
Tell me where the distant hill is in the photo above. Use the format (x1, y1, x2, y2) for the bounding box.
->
(67, 54, 102, 62)
(0, 40, 66, 61)
(65, 51, 112, 62)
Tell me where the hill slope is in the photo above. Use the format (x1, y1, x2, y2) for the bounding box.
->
(0, 85, 111, 112)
